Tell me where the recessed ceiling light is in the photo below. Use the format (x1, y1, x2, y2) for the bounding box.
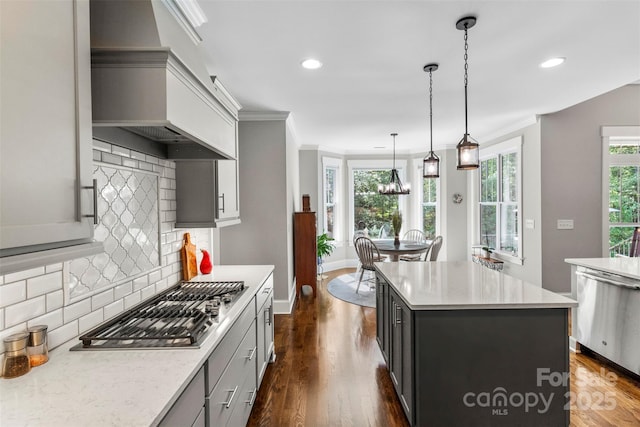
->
(540, 57, 565, 68)
(301, 59, 322, 70)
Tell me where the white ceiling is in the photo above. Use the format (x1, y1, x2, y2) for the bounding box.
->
(197, 1, 640, 154)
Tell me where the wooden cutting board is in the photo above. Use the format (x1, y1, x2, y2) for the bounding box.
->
(181, 232, 198, 281)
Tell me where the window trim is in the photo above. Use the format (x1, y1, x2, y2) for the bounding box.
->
(413, 159, 440, 238)
(601, 126, 640, 257)
(479, 136, 523, 265)
(322, 156, 342, 242)
(347, 159, 408, 243)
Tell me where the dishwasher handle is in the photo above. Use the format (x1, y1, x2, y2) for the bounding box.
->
(576, 270, 640, 290)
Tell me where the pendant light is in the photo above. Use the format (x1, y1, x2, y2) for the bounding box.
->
(378, 133, 410, 195)
(455, 16, 480, 170)
(423, 63, 440, 178)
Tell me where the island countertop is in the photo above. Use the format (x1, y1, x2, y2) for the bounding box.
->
(565, 257, 640, 280)
(0, 265, 274, 427)
(375, 260, 577, 310)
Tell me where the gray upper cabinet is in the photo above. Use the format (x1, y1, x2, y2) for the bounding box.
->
(0, 0, 102, 273)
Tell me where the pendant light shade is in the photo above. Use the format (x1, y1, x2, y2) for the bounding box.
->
(378, 133, 410, 195)
(422, 63, 440, 178)
(456, 16, 480, 170)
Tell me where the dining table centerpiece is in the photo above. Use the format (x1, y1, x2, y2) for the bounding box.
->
(392, 210, 402, 247)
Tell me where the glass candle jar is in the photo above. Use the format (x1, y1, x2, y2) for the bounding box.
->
(2, 332, 31, 379)
(27, 325, 49, 367)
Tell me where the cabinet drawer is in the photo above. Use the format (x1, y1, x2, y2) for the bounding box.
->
(159, 367, 205, 427)
(207, 301, 256, 394)
(206, 319, 257, 427)
(256, 274, 274, 311)
(227, 365, 258, 427)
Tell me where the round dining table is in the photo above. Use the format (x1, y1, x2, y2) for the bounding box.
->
(372, 239, 432, 262)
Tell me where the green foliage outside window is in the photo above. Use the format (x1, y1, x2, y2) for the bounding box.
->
(353, 169, 398, 237)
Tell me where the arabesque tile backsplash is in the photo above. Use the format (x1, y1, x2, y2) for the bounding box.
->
(0, 140, 211, 355)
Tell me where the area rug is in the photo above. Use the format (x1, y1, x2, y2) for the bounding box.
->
(326, 273, 376, 308)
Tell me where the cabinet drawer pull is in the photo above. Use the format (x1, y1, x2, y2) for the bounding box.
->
(82, 179, 98, 225)
(218, 193, 225, 212)
(222, 386, 238, 409)
(265, 306, 273, 325)
(246, 347, 257, 360)
(262, 287, 271, 294)
(395, 304, 402, 324)
(246, 388, 258, 406)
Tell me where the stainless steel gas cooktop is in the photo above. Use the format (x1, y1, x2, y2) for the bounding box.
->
(71, 280, 245, 350)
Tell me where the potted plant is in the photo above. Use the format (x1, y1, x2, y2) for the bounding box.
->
(392, 210, 402, 246)
(316, 232, 335, 266)
(481, 246, 493, 259)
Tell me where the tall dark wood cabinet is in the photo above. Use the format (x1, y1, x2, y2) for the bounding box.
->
(293, 212, 317, 297)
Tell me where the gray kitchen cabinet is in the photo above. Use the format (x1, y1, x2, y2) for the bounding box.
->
(256, 274, 275, 386)
(389, 288, 413, 420)
(375, 275, 390, 364)
(0, 0, 102, 272)
(175, 157, 240, 228)
(159, 367, 205, 427)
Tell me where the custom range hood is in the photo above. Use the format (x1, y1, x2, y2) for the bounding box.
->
(90, 0, 239, 160)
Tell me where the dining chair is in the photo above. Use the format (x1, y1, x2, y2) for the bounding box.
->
(426, 235, 443, 261)
(399, 229, 428, 261)
(354, 236, 381, 293)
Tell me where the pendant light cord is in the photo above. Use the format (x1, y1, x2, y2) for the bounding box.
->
(429, 69, 433, 153)
(464, 25, 469, 136)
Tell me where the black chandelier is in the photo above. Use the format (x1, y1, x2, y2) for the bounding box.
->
(455, 16, 480, 170)
(423, 63, 440, 178)
(378, 133, 410, 195)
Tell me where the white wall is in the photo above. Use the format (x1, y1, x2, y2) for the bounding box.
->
(439, 148, 469, 261)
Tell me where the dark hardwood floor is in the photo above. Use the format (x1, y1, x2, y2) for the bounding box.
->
(248, 268, 640, 427)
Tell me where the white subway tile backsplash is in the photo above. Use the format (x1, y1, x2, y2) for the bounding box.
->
(4, 267, 45, 284)
(64, 299, 91, 322)
(104, 300, 124, 321)
(139, 161, 154, 171)
(45, 263, 64, 273)
(124, 291, 141, 309)
(122, 158, 138, 168)
(163, 167, 176, 179)
(93, 139, 112, 152)
(93, 150, 102, 161)
(130, 150, 146, 161)
(48, 321, 79, 350)
(27, 271, 62, 298)
(114, 281, 133, 300)
(5, 296, 46, 327)
(159, 200, 171, 211)
(79, 310, 104, 334)
(159, 178, 172, 189)
(161, 266, 173, 279)
(28, 308, 63, 330)
(140, 284, 155, 301)
(0, 281, 27, 308)
(47, 290, 64, 311)
(164, 211, 177, 222)
(101, 152, 122, 165)
(145, 155, 159, 165)
(133, 276, 149, 291)
(148, 270, 162, 286)
(91, 289, 114, 311)
(0, 323, 28, 348)
(111, 145, 131, 158)
(155, 279, 169, 292)
(0, 308, 4, 330)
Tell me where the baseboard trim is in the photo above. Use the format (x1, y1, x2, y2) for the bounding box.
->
(274, 279, 297, 314)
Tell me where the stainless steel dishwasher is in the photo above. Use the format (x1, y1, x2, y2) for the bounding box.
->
(574, 266, 640, 375)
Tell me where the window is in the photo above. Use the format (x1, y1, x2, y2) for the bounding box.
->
(602, 127, 640, 257)
(422, 177, 437, 238)
(322, 157, 341, 240)
(348, 160, 407, 240)
(479, 137, 522, 261)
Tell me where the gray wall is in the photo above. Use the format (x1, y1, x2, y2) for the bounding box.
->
(220, 119, 295, 308)
(540, 84, 640, 292)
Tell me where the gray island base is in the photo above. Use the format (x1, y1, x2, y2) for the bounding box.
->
(375, 261, 577, 427)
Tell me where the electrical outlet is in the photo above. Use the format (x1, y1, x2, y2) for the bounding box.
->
(525, 219, 535, 229)
(557, 219, 574, 230)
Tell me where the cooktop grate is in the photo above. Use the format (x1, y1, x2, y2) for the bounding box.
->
(76, 280, 245, 349)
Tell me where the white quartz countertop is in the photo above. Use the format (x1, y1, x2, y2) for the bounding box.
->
(375, 261, 577, 310)
(0, 265, 274, 427)
(565, 257, 640, 280)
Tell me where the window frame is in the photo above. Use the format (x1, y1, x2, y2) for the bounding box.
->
(479, 136, 523, 264)
(413, 159, 440, 238)
(601, 126, 640, 257)
(347, 159, 408, 243)
(322, 156, 341, 242)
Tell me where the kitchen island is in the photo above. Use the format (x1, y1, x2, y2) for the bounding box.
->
(0, 265, 274, 427)
(374, 261, 577, 427)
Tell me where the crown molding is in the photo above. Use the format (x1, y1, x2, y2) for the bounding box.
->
(239, 111, 290, 121)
